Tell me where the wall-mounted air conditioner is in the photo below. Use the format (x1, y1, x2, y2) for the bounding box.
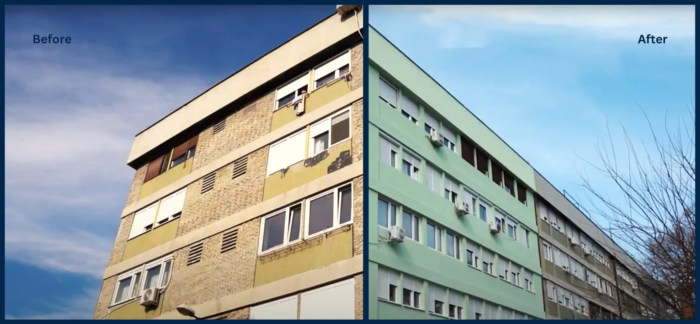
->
(489, 221, 500, 234)
(389, 226, 405, 244)
(428, 129, 444, 147)
(455, 201, 470, 216)
(140, 287, 159, 306)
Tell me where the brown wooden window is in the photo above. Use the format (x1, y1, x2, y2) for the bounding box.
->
(170, 135, 199, 169)
(461, 136, 475, 166)
(503, 172, 515, 197)
(491, 163, 503, 186)
(517, 181, 527, 204)
(144, 153, 169, 183)
(476, 149, 489, 176)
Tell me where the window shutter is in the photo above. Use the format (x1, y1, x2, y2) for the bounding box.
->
(144, 155, 165, 182)
(187, 242, 203, 266)
(232, 156, 247, 179)
(221, 228, 238, 253)
(213, 119, 226, 135)
(129, 202, 159, 239)
(313, 50, 350, 83)
(173, 135, 198, 159)
(442, 125, 456, 144)
(424, 111, 438, 130)
(400, 93, 418, 118)
(201, 172, 216, 194)
(379, 79, 397, 106)
(461, 137, 475, 166)
(156, 187, 187, 225)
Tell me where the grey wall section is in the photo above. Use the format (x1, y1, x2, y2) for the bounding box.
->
(533, 171, 644, 277)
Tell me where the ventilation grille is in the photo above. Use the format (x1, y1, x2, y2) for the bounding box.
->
(221, 229, 238, 253)
(213, 119, 226, 135)
(232, 157, 248, 179)
(201, 172, 216, 194)
(187, 242, 203, 266)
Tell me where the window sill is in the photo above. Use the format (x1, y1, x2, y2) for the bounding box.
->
(312, 72, 350, 92)
(109, 296, 137, 308)
(308, 136, 352, 160)
(306, 222, 352, 241)
(258, 238, 305, 257)
(429, 311, 449, 319)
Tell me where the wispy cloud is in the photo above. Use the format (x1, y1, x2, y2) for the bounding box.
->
(5, 288, 99, 319)
(4, 35, 208, 279)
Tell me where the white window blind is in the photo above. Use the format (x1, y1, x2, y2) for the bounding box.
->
(403, 274, 422, 309)
(448, 290, 463, 308)
(469, 297, 483, 319)
(403, 151, 420, 169)
(379, 78, 397, 107)
(519, 227, 528, 246)
(444, 176, 458, 193)
(495, 210, 506, 223)
(300, 278, 355, 319)
(484, 301, 498, 319)
(501, 307, 513, 319)
(276, 74, 307, 103)
(250, 295, 298, 319)
(425, 164, 442, 195)
(314, 51, 350, 83)
(401, 93, 418, 118)
(378, 135, 398, 167)
(482, 249, 494, 273)
(499, 257, 508, 278)
(309, 117, 332, 155)
(156, 187, 187, 225)
(267, 130, 306, 176)
(442, 125, 456, 143)
(378, 267, 399, 300)
(513, 311, 525, 320)
(428, 283, 446, 314)
(546, 281, 557, 301)
(539, 201, 549, 221)
(424, 111, 438, 131)
(129, 202, 159, 239)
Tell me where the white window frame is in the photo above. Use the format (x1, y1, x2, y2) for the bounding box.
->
(304, 183, 354, 239)
(543, 241, 552, 262)
(547, 281, 557, 302)
(506, 217, 518, 240)
(378, 198, 397, 229)
(378, 133, 399, 169)
(312, 49, 351, 90)
(401, 149, 421, 181)
(400, 92, 418, 124)
(266, 129, 306, 176)
(378, 266, 400, 303)
(478, 201, 490, 223)
(111, 255, 173, 307)
(274, 72, 310, 111)
(427, 222, 443, 252)
(308, 106, 352, 157)
(441, 126, 456, 152)
(425, 163, 442, 195)
(402, 274, 423, 309)
(258, 203, 303, 255)
(466, 242, 478, 268)
(379, 77, 397, 108)
(446, 232, 460, 260)
(402, 211, 420, 242)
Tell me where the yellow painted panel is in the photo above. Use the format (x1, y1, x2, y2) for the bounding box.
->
(139, 159, 193, 199)
(108, 296, 163, 319)
(122, 219, 180, 261)
(254, 229, 353, 287)
(270, 78, 352, 132)
(263, 140, 352, 201)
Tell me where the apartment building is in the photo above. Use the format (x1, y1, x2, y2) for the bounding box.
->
(367, 27, 546, 320)
(93, 7, 364, 320)
(535, 173, 668, 319)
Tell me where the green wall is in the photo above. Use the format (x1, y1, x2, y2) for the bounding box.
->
(368, 26, 545, 320)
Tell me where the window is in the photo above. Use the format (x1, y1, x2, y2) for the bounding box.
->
(378, 198, 397, 228)
(129, 202, 159, 239)
(470, 297, 483, 320)
(546, 281, 557, 302)
(275, 73, 309, 110)
(586, 268, 598, 287)
(424, 110, 438, 135)
(442, 125, 456, 152)
(444, 176, 459, 203)
(267, 129, 306, 176)
(378, 135, 398, 168)
(503, 172, 515, 197)
(448, 291, 464, 319)
(402, 274, 422, 309)
(427, 223, 442, 252)
(111, 255, 173, 306)
(461, 137, 476, 166)
(494, 210, 506, 234)
(305, 183, 353, 237)
(308, 108, 351, 156)
(402, 211, 419, 241)
(519, 227, 529, 247)
(476, 148, 489, 176)
(501, 307, 513, 319)
(538, 201, 549, 222)
(425, 163, 442, 195)
(313, 50, 350, 89)
(517, 181, 527, 205)
(338, 185, 352, 224)
(511, 263, 521, 286)
(428, 283, 446, 315)
(571, 259, 584, 280)
(466, 241, 477, 267)
(498, 257, 509, 280)
(378, 267, 399, 302)
(492, 163, 503, 186)
(402, 150, 420, 181)
(462, 189, 476, 214)
(129, 188, 187, 240)
(446, 232, 460, 259)
(481, 249, 494, 274)
(400, 92, 419, 124)
(478, 203, 489, 222)
(542, 242, 552, 261)
(524, 269, 534, 292)
(259, 204, 302, 253)
(507, 217, 518, 240)
(379, 78, 397, 108)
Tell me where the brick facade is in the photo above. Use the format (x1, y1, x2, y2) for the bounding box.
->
(125, 165, 147, 207)
(107, 213, 134, 267)
(93, 276, 117, 319)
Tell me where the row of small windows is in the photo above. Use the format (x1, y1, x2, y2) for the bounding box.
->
(378, 198, 536, 293)
(546, 280, 591, 316)
(378, 267, 533, 319)
(542, 240, 615, 298)
(379, 135, 532, 247)
(539, 202, 612, 268)
(378, 77, 528, 206)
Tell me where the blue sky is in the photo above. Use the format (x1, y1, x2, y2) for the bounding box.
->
(4, 5, 333, 319)
(370, 5, 694, 257)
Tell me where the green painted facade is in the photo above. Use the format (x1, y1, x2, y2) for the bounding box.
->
(368, 27, 546, 320)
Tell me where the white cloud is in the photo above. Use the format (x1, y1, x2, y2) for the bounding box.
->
(4, 37, 208, 278)
(5, 288, 99, 319)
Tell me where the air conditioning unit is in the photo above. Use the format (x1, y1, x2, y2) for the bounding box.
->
(455, 201, 470, 216)
(570, 240, 580, 247)
(489, 221, 500, 234)
(140, 287, 159, 306)
(563, 266, 570, 273)
(336, 5, 361, 16)
(428, 129, 444, 147)
(584, 248, 592, 256)
(389, 226, 405, 244)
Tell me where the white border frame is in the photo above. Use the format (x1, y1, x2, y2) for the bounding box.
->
(304, 182, 354, 239)
(311, 49, 352, 90)
(308, 106, 352, 157)
(378, 76, 398, 108)
(274, 72, 311, 111)
(110, 254, 173, 307)
(258, 202, 304, 255)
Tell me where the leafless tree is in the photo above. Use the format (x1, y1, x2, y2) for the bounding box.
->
(575, 103, 695, 319)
